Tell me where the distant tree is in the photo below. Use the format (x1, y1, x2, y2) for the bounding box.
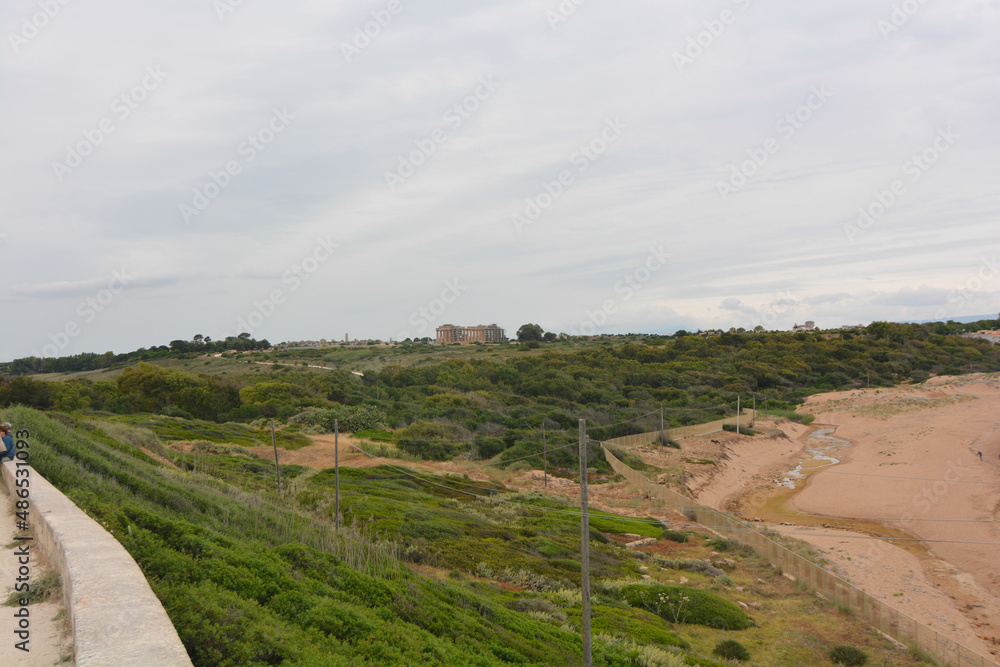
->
(193, 334, 204, 344)
(543, 332, 557, 342)
(866, 321, 891, 340)
(517, 323, 544, 342)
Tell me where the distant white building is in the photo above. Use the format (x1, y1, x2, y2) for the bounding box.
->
(962, 330, 1000, 346)
(792, 321, 817, 332)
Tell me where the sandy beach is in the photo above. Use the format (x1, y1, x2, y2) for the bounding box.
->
(690, 374, 1000, 658)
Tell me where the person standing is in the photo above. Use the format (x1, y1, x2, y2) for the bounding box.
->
(0, 423, 14, 461)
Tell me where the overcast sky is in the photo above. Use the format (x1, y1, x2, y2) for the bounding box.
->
(1, 0, 998, 360)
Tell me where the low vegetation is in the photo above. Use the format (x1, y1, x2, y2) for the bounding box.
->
(4, 405, 941, 666)
(829, 645, 869, 665)
(4, 322, 999, 472)
(712, 639, 751, 662)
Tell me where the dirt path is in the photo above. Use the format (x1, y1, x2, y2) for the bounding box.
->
(0, 497, 71, 665)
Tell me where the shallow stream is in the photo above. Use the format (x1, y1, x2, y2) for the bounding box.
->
(775, 427, 854, 489)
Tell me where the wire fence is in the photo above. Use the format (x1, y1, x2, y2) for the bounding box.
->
(601, 439, 1000, 667)
(606, 410, 752, 447)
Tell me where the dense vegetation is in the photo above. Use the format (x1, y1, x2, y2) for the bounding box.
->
(8, 407, 930, 666)
(3, 321, 999, 469)
(4, 333, 271, 375)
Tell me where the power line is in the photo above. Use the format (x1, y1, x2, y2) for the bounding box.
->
(819, 470, 998, 485)
(491, 442, 576, 466)
(343, 443, 677, 526)
(341, 444, 1000, 547)
(601, 503, 1000, 525)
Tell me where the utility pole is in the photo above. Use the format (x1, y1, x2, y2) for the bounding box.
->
(542, 423, 548, 489)
(660, 404, 665, 446)
(578, 419, 592, 667)
(335, 419, 340, 531)
(752, 395, 756, 428)
(736, 396, 740, 434)
(270, 419, 282, 495)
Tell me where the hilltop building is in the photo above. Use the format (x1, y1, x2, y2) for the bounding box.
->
(436, 324, 507, 344)
(792, 321, 817, 332)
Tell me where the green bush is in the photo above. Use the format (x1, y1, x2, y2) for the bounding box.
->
(662, 529, 689, 543)
(705, 537, 755, 558)
(354, 428, 393, 442)
(397, 437, 467, 461)
(618, 584, 753, 630)
(712, 639, 750, 661)
(829, 645, 868, 666)
(288, 405, 387, 433)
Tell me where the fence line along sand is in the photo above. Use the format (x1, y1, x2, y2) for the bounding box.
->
(601, 441, 1000, 667)
(605, 410, 755, 449)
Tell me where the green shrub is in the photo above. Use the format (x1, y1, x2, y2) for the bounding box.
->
(354, 428, 393, 442)
(712, 639, 750, 661)
(705, 537, 755, 558)
(397, 437, 467, 461)
(829, 645, 868, 666)
(662, 529, 689, 543)
(618, 584, 753, 630)
(288, 405, 387, 433)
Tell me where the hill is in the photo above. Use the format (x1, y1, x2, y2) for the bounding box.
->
(3, 323, 1000, 474)
(7, 406, 941, 666)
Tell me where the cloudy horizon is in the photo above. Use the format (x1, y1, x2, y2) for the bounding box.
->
(2, 0, 998, 360)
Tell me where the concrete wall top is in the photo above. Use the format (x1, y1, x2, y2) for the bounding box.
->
(1, 460, 193, 667)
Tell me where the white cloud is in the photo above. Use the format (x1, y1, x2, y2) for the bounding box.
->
(1, 0, 998, 358)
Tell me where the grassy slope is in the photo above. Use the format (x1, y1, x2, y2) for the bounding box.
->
(9, 406, 936, 666)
